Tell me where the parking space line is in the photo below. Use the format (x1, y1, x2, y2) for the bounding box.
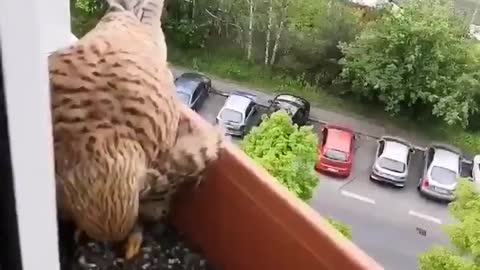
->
(408, 210, 442, 225)
(340, 190, 376, 204)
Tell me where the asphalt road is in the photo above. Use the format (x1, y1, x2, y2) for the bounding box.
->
(174, 69, 452, 270)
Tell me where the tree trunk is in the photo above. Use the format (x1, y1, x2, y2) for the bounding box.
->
(217, 0, 224, 35)
(264, 0, 273, 66)
(470, 5, 478, 26)
(191, 0, 196, 23)
(270, 19, 284, 66)
(246, 0, 254, 61)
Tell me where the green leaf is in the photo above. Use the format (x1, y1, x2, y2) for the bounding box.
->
(240, 110, 351, 238)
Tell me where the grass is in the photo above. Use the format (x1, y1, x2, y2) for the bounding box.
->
(168, 45, 480, 157)
(168, 46, 353, 111)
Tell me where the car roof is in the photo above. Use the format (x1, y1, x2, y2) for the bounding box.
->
(275, 94, 308, 104)
(382, 140, 409, 163)
(431, 148, 460, 173)
(175, 78, 199, 94)
(270, 101, 300, 116)
(325, 127, 353, 152)
(222, 94, 253, 113)
(178, 72, 207, 82)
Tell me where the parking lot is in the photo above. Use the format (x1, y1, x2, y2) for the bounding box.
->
(196, 91, 453, 214)
(193, 90, 454, 270)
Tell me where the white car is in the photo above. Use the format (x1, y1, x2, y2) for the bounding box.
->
(370, 136, 413, 187)
(216, 91, 258, 137)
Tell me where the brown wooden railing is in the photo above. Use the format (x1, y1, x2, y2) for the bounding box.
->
(171, 105, 384, 270)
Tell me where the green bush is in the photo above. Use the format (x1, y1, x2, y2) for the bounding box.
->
(163, 18, 210, 49)
(240, 111, 318, 200)
(325, 217, 352, 239)
(450, 131, 480, 156)
(240, 111, 351, 238)
(70, 0, 106, 37)
(418, 179, 480, 270)
(339, 0, 480, 127)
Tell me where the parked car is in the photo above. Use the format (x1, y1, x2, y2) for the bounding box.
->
(315, 125, 355, 178)
(216, 91, 258, 137)
(265, 94, 310, 126)
(417, 143, 462, 202)
(472, 155, 480, 189)
(174, 72, 211, 111)
(370, 136, 413, 188)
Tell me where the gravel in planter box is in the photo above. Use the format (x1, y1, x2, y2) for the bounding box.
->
(59, 222, 218, 270)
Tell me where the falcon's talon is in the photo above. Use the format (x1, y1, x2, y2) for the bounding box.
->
(124, 225, 143, 261)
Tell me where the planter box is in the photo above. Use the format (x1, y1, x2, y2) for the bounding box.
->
(171, 106, 384, 270)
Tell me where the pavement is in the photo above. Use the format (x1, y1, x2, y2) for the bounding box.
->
(170, 66, 453, 270)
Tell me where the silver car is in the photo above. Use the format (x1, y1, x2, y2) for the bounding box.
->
(370, 136, 413, 187)
(216, 91, 258, 137)
(418, 143, 461, 202)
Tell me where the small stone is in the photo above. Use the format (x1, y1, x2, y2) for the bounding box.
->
(142, 246, 152, 253)
(78, 255, 96, 269)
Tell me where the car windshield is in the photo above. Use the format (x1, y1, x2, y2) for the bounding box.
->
(271, 100, 298, 116)
(219, 108, 243, 123)
(176, 91, 191, 105)
(378, 157, 406, 173)
(431, 166, 458, 185)
(325, 148, 348, 162)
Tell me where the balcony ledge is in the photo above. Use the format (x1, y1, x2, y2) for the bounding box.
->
(171, 105, 384, 270)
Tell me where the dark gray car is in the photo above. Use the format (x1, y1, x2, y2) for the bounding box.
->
(174, 72, 211, 111)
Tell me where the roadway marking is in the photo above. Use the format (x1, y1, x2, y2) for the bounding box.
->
(408, 210, 442, 225)
(340, 190, 376, 204)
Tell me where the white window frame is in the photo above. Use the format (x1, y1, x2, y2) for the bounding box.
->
(0, 0, 73, 269)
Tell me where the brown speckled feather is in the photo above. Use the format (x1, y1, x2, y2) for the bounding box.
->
(138, 110, 226, 222)
(50, 7, 179, 242)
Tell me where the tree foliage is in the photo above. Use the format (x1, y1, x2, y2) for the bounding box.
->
(241, 110, 318, 200)
(418, 179, 480, 270)
(71, 0, 107, 36)
(284, 0, 363, 84)
(240, 111, 351, 239)
(339, 0, 480, 127)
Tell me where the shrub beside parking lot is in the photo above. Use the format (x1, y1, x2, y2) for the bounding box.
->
(240, 111, 352, 239)
(450, 131, 480, 157)
(418, 179, 480, 270)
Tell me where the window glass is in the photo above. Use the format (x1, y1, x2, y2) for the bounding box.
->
(325, 148, 348, 162)
(220, 108, 243, 123)
(431, 166, 457, 185)
(378, 157, 406, 173)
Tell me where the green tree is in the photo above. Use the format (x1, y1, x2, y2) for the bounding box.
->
(71, 0, 107, 36)
(418, 179, 480, 270)
(339, 0, 480, 127)
(240, 110, 351, 238)
(285, 0, 363, 84)
(240, 110, 318, 200)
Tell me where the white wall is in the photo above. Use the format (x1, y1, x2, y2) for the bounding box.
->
(0, 0, 72, 270)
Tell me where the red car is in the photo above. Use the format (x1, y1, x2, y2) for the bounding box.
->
(315, 125, 355, 178)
